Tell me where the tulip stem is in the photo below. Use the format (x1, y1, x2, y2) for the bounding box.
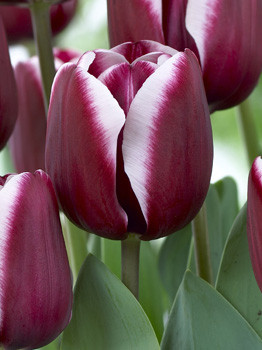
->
(191, 202, 213, 284)
(30, 0, 56, 112)
(236, 99, 260, 167)
(121, 234, 141, 299)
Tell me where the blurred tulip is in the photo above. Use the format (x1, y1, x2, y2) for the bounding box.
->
(0, 170, 72, 349)
(8, 48, 80, 173)
(107, 0, 262, 112)
(0, 18, 17, 150)
(247, 157, 262, 292)
(46, 41, 213, 241)
(0, 0, 77, 42)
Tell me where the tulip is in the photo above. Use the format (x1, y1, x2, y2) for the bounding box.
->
(0, 170, 72, 349)
(0, 18, 17, 151)
(0, 0, 77, 42)
(45, 40, 213, 241)
(247, 157, 262, 292)
(107, 0, 262, 112)
(8, 49, 80, 173)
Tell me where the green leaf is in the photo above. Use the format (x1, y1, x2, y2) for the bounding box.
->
(139, 242, 167, 341)
(205, 177, 239, 281)
(161, 271, 262, 350)
(158, 225, 192, 302)
(216, 204, 262, 337)
(62, 254, 159, 350)
(102, 239, 166, 342)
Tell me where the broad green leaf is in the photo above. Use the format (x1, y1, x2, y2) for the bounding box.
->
(205, 177, 239, 281)
(216, 204, 262, 337)
(158, 225, 192, 302)
(161, 271, 262, 350)
(62, 254, 159, 350)
(139, 242, 166, 341)
(102, 239, 166, 342)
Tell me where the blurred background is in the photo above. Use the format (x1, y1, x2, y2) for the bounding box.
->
(2, 0, 262, 206)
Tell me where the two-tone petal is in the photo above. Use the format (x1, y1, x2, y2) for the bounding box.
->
(247, 157, 262, 292)
(107, 0, 164, 47)
(123, 49, 213, 239)
(186, 0, 262, 111)
(8, 57, 46, 173)
(0, 18, 18, 150)
(45, 62, 128, 239)
(0, 170, 72, 349)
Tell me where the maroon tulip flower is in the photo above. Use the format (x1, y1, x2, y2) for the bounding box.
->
(247, 157, 262, 292)
(0, 18, 17, 151)
(0, 0, 77, 42)
(46, 41, 213, 241)
(8, 49, 80, 173)
(0, 170, 72, 349)
(107, 0, 262, 112)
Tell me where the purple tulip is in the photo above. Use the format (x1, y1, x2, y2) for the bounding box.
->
(0, 170, 72, 349)
(8, 49, 81, 173)
(0, 18, 18, 150)
(247, 157, 262, 292)
(45, 41, 213, 241)
(107, 0, 262, 112)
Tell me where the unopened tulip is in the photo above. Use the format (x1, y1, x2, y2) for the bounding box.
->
(0, 0, 77, 42)
(0, 18, 17, 150)
(46, 41, 213, 241)
(247, 157, 262, 292)
(8, 49, 80, 173)
(0, 170, 72, 349)
(107, 0, 262, 112)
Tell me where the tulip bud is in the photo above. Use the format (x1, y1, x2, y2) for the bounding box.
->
(247, 157, 262, 292)
(0, 0, 77, 42)
(0, 18, 18, 150)
(46, 41, 213, 241)
(0, 170, 72, 349)
(8, 49, 80, 173)
(107, 0, 262, 112)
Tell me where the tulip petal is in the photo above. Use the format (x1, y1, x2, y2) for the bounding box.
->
(46, 63, 128, 239)
(162, 0, 198, 53)
(0, 18, 18, 150)
(98, 61, 158, 115)
(186, 0, 262, 111)
(247, 157, 262, 292)
(78, 49, 128, 78)
(0, 171, 72, 349)
(111, 40, 176, 63)
(107, 0, 164, 47)
(8, 58, 46, 173)
(123, 50, 213, 239)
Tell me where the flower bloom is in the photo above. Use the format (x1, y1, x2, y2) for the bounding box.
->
(0, 0, 77, 42)
(0, 18, 17, 150)
(247, 157, 262, 292)
(8, 49, 80, 173)
(45, 41, 213, 241)
(0, 170, 72, 349)
(107, 0, 262, 112)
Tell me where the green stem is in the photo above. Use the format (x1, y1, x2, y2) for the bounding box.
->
(236, 98, 260, 167)
(121, 234, 141, 299)
(191, 202, 213, 284)
(29, 1, 56, 112)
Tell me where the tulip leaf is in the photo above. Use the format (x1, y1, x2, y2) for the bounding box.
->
(102, 239, 166, 342)
(216, 204, 262, 338)
(62, 254, 159, 350)
(158, 225, 192, 302)
(205, 177, 239, 281)
(161, 270, 262, 350)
